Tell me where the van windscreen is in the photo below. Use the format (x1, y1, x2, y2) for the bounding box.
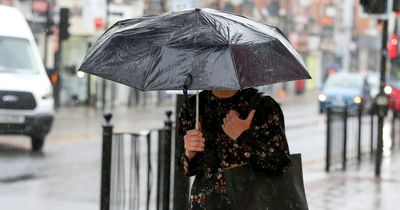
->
(0, 36, 39, 74)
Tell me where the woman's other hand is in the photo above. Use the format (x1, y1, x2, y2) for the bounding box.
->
(184, 129, 205, 159)
(222, 109, 256, 140)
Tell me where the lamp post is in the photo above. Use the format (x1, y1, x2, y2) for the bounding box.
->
(375, 19, 389, 177)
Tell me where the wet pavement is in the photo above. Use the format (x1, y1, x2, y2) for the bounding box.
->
(0, 105, 173, 210)
(0, 140, 101, 210)
(305, 152, 400, 210)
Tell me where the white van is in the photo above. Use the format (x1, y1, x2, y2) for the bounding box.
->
(0, 5, 54, 151)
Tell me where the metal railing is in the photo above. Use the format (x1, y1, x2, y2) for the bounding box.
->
(325, 104, 377, 172)
(100, 111, 184, 210)
(326, 103, 400, 172)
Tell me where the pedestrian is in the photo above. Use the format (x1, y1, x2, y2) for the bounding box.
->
(178, 88, 292, 210)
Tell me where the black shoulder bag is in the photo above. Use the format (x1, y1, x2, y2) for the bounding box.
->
(223, 94, 309, 210)
(224, 154, 308, 210)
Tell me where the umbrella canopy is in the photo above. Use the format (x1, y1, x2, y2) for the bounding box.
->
(79, 8, 311, 91)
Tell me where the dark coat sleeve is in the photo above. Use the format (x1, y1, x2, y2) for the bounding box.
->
(177, 99, 204, 177)
(236, 96, 291, 176)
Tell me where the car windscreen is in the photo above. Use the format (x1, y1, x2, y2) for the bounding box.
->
(0, 36, 39, 74)
(388, 79, 400, 89)
(325, 74, 363, 89)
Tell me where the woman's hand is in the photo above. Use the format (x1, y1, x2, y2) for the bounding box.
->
(184, 129, 205, 159)
(222, 109, 256, 140)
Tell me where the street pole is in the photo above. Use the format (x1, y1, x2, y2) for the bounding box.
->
(53, 7, 70, 108)
(375, 19, 389, 177)
(53, 30, 62, 107)
(102, 0, 111, 109)
(44, 7, 50, 67)
(342, 0, 354, 72)
(86, 42, 92, 106)
(43, 0, 55, 68)
(100, 114, 113, 210)
(161, 0, 167, 12)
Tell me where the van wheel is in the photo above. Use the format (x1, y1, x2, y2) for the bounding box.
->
(31, 136, 45, 152)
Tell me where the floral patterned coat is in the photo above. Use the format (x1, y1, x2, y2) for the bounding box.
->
(177, 88, 291, 210)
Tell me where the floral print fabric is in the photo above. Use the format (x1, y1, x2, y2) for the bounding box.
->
(177, 88, 291, 210)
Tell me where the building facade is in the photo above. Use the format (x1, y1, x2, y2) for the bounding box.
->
(1, 0, 385, 107)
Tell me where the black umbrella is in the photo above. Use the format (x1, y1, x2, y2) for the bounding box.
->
(79, 8, 311, 128)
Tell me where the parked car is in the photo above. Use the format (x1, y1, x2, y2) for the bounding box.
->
(386, 80, 400, 111)
(0, 6, 54, 151)
(366, 72, 400, 111)
(318, 72, 372, 114)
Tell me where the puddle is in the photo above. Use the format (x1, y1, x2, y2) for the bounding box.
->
(0, 173, 36, 183)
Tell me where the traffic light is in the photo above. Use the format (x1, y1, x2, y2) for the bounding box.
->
(360, 0, 387, 14)
(394, 0, 400, 12)
(59, 8, 70, 40)
(387, 34, 398, 59)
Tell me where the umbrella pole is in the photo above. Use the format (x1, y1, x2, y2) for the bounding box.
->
(195, 90, 199, 130)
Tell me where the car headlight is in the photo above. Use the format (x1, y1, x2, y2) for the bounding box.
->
(38, 88, 53, 99)
(318, 94, 327, 102)
(353, 96, 362, 104)
(384, 85, 393, 95)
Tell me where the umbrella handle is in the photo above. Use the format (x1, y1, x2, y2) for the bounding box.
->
(196, 90, 199, 130)
(182, 74, 199, 130)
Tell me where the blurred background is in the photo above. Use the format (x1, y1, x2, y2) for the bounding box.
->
(0, 0, 399, 210)
(0, 0, 394, 107)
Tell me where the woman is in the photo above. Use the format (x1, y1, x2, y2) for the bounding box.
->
(177, 88, 291, 210)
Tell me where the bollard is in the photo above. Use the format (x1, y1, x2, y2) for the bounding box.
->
(394, 111, 398, 148)
(391, 110, 397, 149)
(146, 133, 151, 210)
(326, 106, 332, 172)
(357, 103, 363, 164)
(342, 106, 348, 171)
(370, 109, 375, 157)
(100, 113, 113, 210)
(375, 112, 385, 177)
(164, 111, 173, 210)
(159, 111, 173, 210)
